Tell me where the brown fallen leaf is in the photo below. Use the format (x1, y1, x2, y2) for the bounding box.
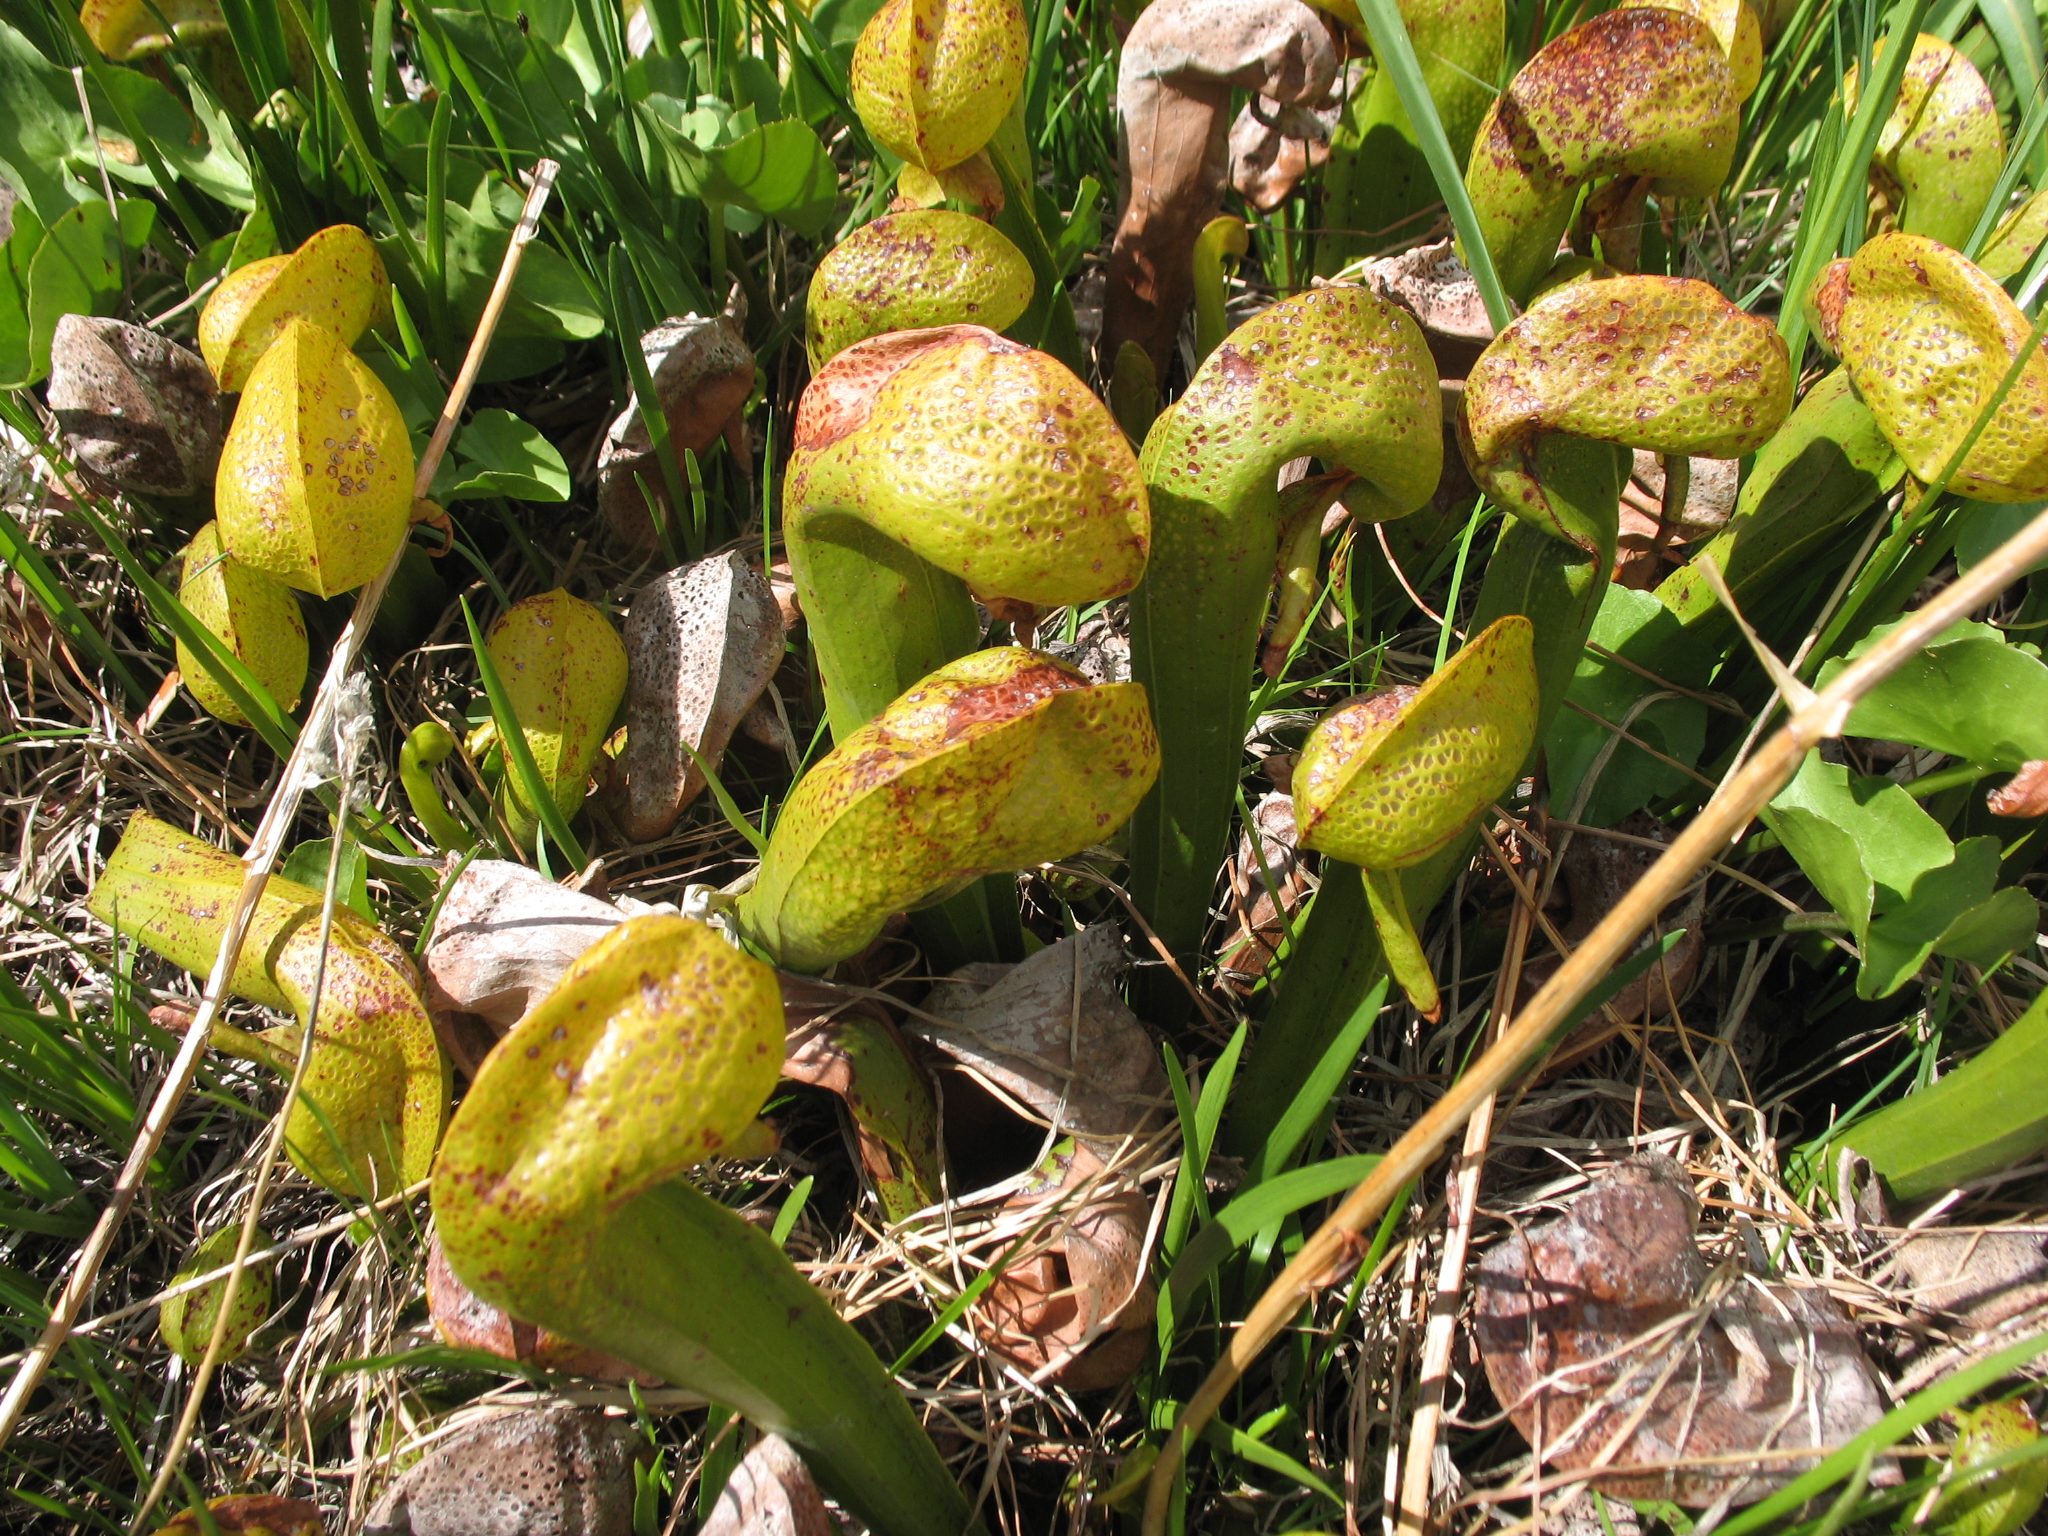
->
(1989, 760, 2048, 818)
(975, 1144, 1157, 1390)
(597, 315, 756, 550)
(1101, 0, 1342, 378)
(1475, 1155, 1892, 1508)
(699, 1435, 838, 1536)
(1218, 790, 1307, 989)
(1615, 451, 1739, 588)
(916, 926, 1166, 1387)
(424, 1230, 658, 1384)
(48, 315, 222, 497)
(607, 550, 786, 843)
(1892, 1226, 2048, 1337)
(917, 924, 1169, 1157)
(1357, 239, 1498, 379)
(153, 1496, 321, 1536)
(364, 1404, 647, 1536)
(1227, 94, 1339, 211)
(420, 859, 632, 1043)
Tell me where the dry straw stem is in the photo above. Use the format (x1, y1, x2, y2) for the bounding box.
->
(0, 159, 561, 1456)
(1144, 444, 2048, 1530)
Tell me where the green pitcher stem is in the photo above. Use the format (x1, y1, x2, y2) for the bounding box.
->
(787, 513, 983, 743)
(1126, 290, 1442, 1014)
(1362, 866, 1438, 1019)
(511, 1177, 979, 1534)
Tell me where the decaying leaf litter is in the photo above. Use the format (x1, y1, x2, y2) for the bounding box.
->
(9, 0, 2048, 1530)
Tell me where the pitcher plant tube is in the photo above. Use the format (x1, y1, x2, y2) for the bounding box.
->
(1462, 6, 1739, 303)
(432, 914, 978, 1536)
(805, 211, 1034, 368)
(1126, 285, 1442, 989)
(88, 815, 448, 1198)
(1293, 615, 1539, 1019)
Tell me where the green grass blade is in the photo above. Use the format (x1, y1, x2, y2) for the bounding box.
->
(1778, 0, 1935, 361)
(1253, 978, 1387, 1185)
(0, 505, 150, 706)
(1351, 0, 1511, 333)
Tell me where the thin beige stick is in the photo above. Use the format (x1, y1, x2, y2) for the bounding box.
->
(1396, 862, 1534, 1536)
(1142, 495, 2048, 1536)
(0, 159, 560, 1457)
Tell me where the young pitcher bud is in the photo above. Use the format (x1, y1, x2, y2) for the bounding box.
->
(1934, 1402, 2048, 1536)
(215, 318, 414, 599)
(484, 590, 629, 838)
(199, 225, 389, 392)
(176, 520, 308, 727)
(851, 0, 1029, 172)
(159, 1225, 273, 1365)
(738, 648, 1160, 973)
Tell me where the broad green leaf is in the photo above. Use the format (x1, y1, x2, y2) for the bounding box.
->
(1932, 883, 2040, 971)
(1546, 584, 1709, 826)
(1763, 751, 1953, 937)
(435, 409, 572, 503)
(0, 20, 94, 225)
(279, 838, 374, 923)
(645, 109, 839, 239)
(1829, 985, 2048, 1202)
(26, 198, 154, 383)
(1765, 754, 2034, 998)
(1860, 835, 2002, 998)
(1820, 616, 2048, 768)
(1956, 499, 2048, 577)
(0, 201, 43, 389)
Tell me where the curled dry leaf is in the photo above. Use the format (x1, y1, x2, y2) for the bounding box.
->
(700, 1435, 838, 1536)
(1219, 789, 1306, 988)
(975, 1148, 1157, 1390)
(424, 1230, 657, 1383)
(597, 315, 756, 550)
(1989, 760, 2048, 818)
(153, 1496, 321, 1536)
(364, 1405, 646, 1536)
(918, 924, 1168, 1154)
(47, 315, 222, 497)
(1227, 93, 1338, 212)
(1475, 1155, 1891, 1507)
(1521, 814, 1705, 1071)
(1357, 239, 1496, 379)
(1102, 0, 1341, 377)
(917, 926, 1165, 1387)
(609, 550, 785, 843)
(420, 858, 644, 1044)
